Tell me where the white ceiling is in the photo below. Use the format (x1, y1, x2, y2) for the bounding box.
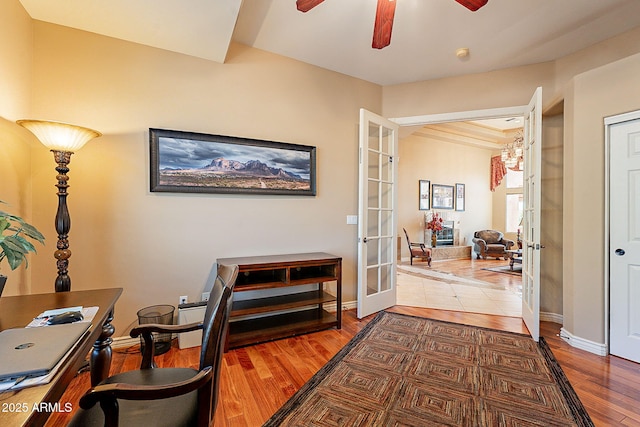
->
(18, 0, 640, 86)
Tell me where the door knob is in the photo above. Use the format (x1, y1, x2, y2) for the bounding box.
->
(615, 248, 626, 256)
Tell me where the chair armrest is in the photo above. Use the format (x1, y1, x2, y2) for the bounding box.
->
(130, 322, 203, 337)
(131, 322, 204, 369)
(472, 237, 487, 247)
(410, 242, 429, 253)
(78, 366, 213, 427)
(502, 238, 515, 249)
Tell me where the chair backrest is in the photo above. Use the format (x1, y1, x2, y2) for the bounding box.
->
(403, 228, 412, 250)
(200, 264, 238, 370)
(197, 263, 238, 425)
(474, 229, 503, 244)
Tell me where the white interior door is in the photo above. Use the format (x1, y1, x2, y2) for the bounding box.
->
(608, 111, 640, 363)
(357, 109, 399, 318)
(521, 87, 543, 341)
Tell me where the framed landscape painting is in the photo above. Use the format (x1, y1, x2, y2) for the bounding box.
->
(150, 128, 316, 196)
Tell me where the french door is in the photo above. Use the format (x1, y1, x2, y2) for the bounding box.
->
(521, 87, 543, 341)
(357, 109, 399, 318)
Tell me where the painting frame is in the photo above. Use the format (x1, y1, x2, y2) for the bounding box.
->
(455, 183, 465, 211)
(150, 128, 317, 196)
(432, 184, 454, 210)
(419, 180, 430, 210)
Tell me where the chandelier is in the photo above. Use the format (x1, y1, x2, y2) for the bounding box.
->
(501, 130, 524, 170)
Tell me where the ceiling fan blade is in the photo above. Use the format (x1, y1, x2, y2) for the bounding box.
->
(296, 0, 325, 13)
(454, 0, 488, 11)
(372, 0, 397, 49)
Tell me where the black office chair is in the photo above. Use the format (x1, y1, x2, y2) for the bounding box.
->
(68, 264, 239, 427)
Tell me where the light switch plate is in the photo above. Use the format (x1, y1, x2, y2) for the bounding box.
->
(346, 215, 358, 225)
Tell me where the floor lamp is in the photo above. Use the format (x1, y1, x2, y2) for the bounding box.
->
(17, 120, 101, 292)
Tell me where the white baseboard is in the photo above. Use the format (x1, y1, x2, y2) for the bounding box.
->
(559, 327, 608, 356)
(324, 300, 357, 313)
(540, 311, 563, 324)
(112, 335, 140, 350)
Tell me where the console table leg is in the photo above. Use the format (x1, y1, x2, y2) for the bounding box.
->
(336, 260, 342, 329)
(90, 309, 115, 386)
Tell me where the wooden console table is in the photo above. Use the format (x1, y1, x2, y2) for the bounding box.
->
(217, 252, 342, 349)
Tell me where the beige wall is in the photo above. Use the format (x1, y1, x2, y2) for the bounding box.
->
(398, 136, 493, 259)
(563, 52, 640, 342)
(5, 17, 381, 335)
(541, 114, 564, 317)
(0, 0, 36, 294)
(383, 62, 556, 119)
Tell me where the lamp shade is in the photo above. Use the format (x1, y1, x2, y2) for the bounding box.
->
(17, 119, 101, 152)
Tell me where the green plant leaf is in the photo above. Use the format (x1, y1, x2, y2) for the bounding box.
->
(19, 223, 45, 243)
(0, 201, 45, 271)
(1, 236, 29, 254)
(0, 218, 9, 233)
(0, 240, 26, 270)
(6, 249, 25, 270)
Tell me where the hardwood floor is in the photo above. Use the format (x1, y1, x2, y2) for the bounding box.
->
(47, 260, 640, 427)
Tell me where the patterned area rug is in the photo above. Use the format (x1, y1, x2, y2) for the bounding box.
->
(264, 312, 593, 427)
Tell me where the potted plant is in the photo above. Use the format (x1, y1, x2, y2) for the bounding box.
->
(0, 201, 45, 292)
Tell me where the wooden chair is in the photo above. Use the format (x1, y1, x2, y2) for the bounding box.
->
(68, 264, 239, 427)
(403, 228, 432, 266)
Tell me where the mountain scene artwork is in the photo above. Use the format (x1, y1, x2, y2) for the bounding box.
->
(153, 131, 315, 195)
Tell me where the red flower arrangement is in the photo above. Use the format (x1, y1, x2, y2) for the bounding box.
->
(426, 212, 444, 232)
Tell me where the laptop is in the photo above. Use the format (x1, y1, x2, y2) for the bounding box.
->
(0, 322, 90, 382)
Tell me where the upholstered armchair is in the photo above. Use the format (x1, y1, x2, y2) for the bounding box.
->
(403, 228, 432, 266)
(472, 230, 515, 260)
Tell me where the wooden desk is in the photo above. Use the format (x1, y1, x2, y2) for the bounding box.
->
(0, 288, 122, 427)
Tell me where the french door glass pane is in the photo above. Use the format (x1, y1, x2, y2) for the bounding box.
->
(366, 238, 379, 267)
(381, 182, 392, 209)
(366, 267, 378, 296)
(368, 210, 379, 236)
(380, 264, 391, 291)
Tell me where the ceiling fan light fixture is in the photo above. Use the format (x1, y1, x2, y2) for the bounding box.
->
(372, 0, 397, 49)
(296, 0, 325, 13)
(454, 0, 489, 12)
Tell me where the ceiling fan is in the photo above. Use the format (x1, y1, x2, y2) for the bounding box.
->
(296, 0, 488, 49)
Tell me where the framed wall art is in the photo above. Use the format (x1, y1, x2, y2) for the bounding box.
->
(150, 128, 316, 196)
(455, 183, 465, 211)
(432, 184, 454, 209)
(419, 180, 430, 210)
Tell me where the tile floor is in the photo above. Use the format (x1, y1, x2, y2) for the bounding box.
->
(396, 271, 522, 317)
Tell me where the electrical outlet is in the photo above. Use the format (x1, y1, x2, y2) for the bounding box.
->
(201, 292, 210, 302)
(179, 295, 188, 305)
